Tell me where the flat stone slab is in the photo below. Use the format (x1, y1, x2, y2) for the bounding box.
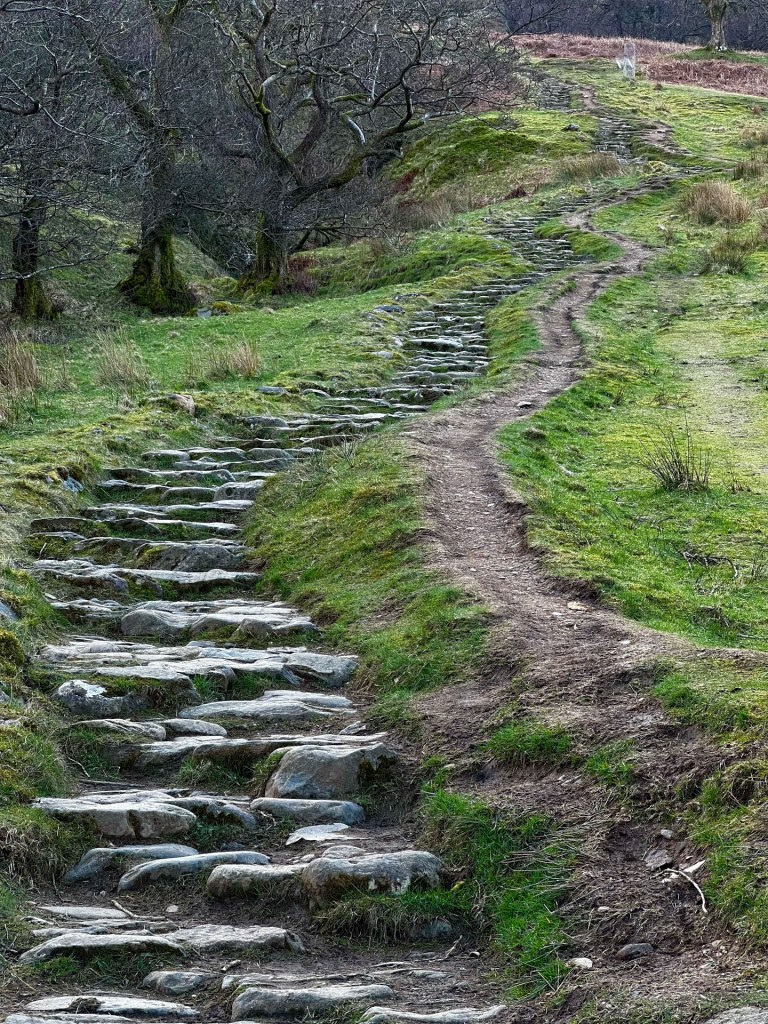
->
(232, 984, 394, 1020)
(286, 823, 349, 844)
(74, 719, 167, 742)
(206, 863, 306, 898)
(65, 844, 200, 884)
(142, 970, 217, 995)
(251, 798, 365, 825)
(25, 996, 198, 1020)
(360, 1009, 507, 1024)
(265, 743, 397, 800)
(302, 851, 443, 902)
(180, 691, 354, 723)
(37, 905, 130, 922)
(34, 797, 197, 840)
(19, 930, 186, 964)
(117, 851, 270, 892)
(41, 640, 357, 690)
(159, 718, 227, 737)
(32, 559, 259, 591)
(19, 923, 303, 964)
(119, 599, 314, 640)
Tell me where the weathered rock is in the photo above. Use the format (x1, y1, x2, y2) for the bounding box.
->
(117, 851, 270, 892)
(6, 1016, 135, 1024)
(250, 797, 365, 825)
(142, 970, 217, 996)
(119, 599, 314, 640)
(286, 823, 350, 844)
(703, 1011, 768, 1024)
(302, 851, 443, 902)
(360, 1008, 507, 1024)
(37, 905, 129, 922)
(24, 996, 198, 1020)
(644, 848, 674, 870)
(18, 930, 185, 965)
(64, 844, 199, 884)
(74, 719, 167, 742)
(20, 923, 302, 964)
(265, 743, 396, 800)
(52, 681, 148, 719)
(159, 718, 227, 737)
(206, 863, 306, 898)
(33, 558, 259, 591)
(616, 942, 654, 961)
(231, 984, 394, 1020)
(213, 480, 265, 500)
(34, 797, 197, 839)
(180, 691, 353, 723)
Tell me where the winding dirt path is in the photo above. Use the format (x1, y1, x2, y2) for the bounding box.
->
(411, 203, 761, 1006)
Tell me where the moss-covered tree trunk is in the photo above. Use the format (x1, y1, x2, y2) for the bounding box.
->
(120, 150, 195, 314)
(239, 212, 290, 292)
(705, 0, 729, 49)
(11, 195, 56, 320)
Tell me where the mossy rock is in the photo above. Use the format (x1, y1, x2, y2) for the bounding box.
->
(0, 631, 25, 668)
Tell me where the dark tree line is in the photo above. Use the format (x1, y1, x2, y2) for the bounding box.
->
(0, 0, 515, 317)
(501, 0, 768, 51)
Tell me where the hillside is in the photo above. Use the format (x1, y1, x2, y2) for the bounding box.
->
(7, 33, 768, 1024)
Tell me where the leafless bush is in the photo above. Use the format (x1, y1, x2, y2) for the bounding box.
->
(641, 419, 711, 492)
(555, 153, 624, 183)
(678, 182, 752, 226)
(92, 329, 149, 395)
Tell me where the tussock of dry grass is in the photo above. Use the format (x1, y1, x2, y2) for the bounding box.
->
(678, 181, 752, 225)
(555, 152, 624, 183)
(0, 326, 44, 426)
(734, 157, 766, 179)
(741, 126, 768, 148)
(186, 338, 262, 384)
(92, 329, 149, 395)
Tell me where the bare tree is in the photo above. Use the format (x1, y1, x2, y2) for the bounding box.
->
(208, 0, 516, 287)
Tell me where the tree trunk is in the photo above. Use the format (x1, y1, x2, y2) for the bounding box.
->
(706, 0, 729, 49)
(11, 196, 56, 320)
(238, 213, 290, 292)
(120, 149, 195, 314)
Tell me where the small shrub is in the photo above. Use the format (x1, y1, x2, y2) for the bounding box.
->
(641, 419, 711, 491)
(486, 719, 573, 766)
(702, 230, 759, 274)
(205, 339, 261, 380)
(741, 125, 768, 147)
(92, 329, 149, 395)
(555, 153, 623, 183)
(734, 157, 766, 180)
(678, 181, 752, 226)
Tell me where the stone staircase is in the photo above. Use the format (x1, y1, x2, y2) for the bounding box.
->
(4, 103, 704, 1023)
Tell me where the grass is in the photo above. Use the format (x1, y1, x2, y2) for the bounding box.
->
(317, 789, 571, 996)
(555, 153, 625, 183)
(678, 181, 752, 225)
(249, 435, 488, 701)
(486, 719, 574, 767)
(583, 740, 636, 793)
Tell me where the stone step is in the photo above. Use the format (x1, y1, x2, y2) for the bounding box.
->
(361, 1008, 507, 1024)
(32, 558, 259, 594)
(48, 539, 247, 572)
(206, 861, 306, 898)
(81, 500, 253, 523)
(65, 843, 201, 883)
(24, 995, 198, 1019)
(302, 850, 443, 902)
(117, 850, 270, 892)
(251, 797, 365, 825)
(231, 983, 395, 1020)
(18, 923, 304, 964)
(50, 596, 315, 640)
(178, 691, 354, 723)
(42, 640, 357, 689)
(264, 742, 396, 800)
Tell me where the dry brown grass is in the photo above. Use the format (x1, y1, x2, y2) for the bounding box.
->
(555, 152, 624, 183)
(514, 33, 690, 60)
(186, 338, 262, 384)
(0, 325, 44, 426)
(741, 125, 768, 147)
(734, 156, 766, 179)
(92, 329, 149, 395)
(678, 181, 752, 225)
(648, 58, 768, 98)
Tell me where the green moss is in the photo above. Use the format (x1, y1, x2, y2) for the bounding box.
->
(535, 218, 623, 261)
